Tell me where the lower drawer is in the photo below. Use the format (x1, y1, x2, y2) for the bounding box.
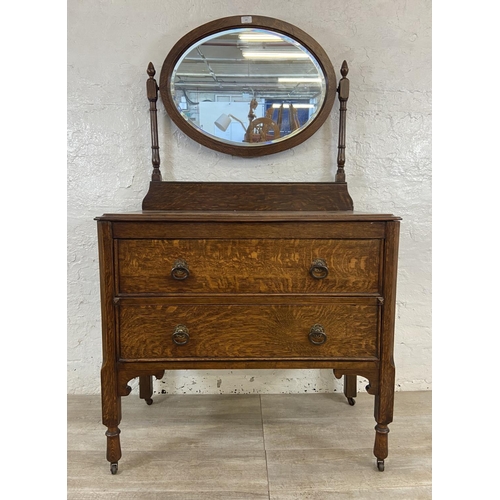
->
(118, 302, 379, 360)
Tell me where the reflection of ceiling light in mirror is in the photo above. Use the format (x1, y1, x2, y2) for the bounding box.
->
(238, 33, 282, 41)
(242, 51, 310, 59)
(278, 78, 322, 83)
(271, 104, 314, 109)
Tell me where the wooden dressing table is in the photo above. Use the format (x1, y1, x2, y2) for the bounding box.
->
(96, 16, 401, 475)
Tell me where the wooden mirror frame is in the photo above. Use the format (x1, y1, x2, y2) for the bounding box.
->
(159, 15, 337, 157)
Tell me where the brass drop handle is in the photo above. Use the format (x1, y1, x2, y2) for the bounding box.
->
(171, 258, 190, 280)
(309, 258, 329, 279)
(172, 324, 190, 345)
(308, 324, 327, 345)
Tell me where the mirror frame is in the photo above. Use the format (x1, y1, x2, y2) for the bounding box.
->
(159, 15, 337, 157)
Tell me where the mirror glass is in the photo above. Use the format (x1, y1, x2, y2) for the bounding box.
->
(169, 28, 327, 147)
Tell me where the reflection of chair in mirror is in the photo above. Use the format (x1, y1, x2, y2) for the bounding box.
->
(273, 103, 298, 136)
(215, 101, 281, 143)
(289, 103, 300, 132)
(277, 104, 284, 131)
(244, 99, 281, 143)
(245, 117, 281, 143)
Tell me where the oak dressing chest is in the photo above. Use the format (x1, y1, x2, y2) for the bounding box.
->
(96, 16, 401, 475)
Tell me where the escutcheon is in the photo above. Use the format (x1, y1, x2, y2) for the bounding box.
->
(308, 324, 327, 345)
(172, 324, 190, 345)
(171, 258, 190, 280)
(309, 258, 329, 279)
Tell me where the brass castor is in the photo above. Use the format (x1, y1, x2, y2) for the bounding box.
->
(377, 459, 385, 472)
(347, 397, 355, 406)
(145, 398, 153, 405)
(110, 462, 118, 475)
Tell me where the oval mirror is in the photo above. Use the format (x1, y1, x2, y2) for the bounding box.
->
(159, 16, 336, 157)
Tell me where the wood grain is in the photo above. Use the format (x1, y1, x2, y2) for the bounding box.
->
(97, 208, 401, 472)
(112, 220, 387, 240)
(117, 302, 379, 360)
(117, 238, 382, 294)
(142, 182, 353, 211)
(97, 210, 399, 222)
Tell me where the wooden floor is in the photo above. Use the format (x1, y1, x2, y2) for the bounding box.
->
(68, 390, 431, 499)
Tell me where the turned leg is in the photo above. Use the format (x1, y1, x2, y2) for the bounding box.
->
(373, 363, 395, 472)
(105, 427, 121, 475)
(344, 374, 357, 406)
(139, 375, 154, 405)
(101, 373, 123, 474)
(374, 422, 389, 471)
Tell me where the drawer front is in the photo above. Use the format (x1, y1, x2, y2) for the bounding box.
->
(118, 302, 379, 360)
(117, 239, 381, 294)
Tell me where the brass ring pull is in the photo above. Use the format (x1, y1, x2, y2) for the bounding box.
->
(309, 258, 329, 279)
(308, 324, 327, 345)
(171, 258, 190, 280)
(172, 324, 190, 345)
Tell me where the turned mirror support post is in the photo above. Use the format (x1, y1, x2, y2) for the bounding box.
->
(147, 62, 162, 182)
(336, 61, 350, 183)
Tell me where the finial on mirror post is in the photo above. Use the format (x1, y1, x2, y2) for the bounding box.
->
(147, 62, 162, 182)
(336, 60, 350, 183)
(147, 62, 156, 78)
(340, 60, 349, 78)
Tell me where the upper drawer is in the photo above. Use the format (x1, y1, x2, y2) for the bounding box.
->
(116, 239, 381, 294)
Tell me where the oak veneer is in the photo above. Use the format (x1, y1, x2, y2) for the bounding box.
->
(116, 238, 382, 295)
(96, 205, 400, 474)
(118, 302, 379, 360)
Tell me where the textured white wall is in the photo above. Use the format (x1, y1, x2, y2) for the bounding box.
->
(68, 0, 431, 394)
